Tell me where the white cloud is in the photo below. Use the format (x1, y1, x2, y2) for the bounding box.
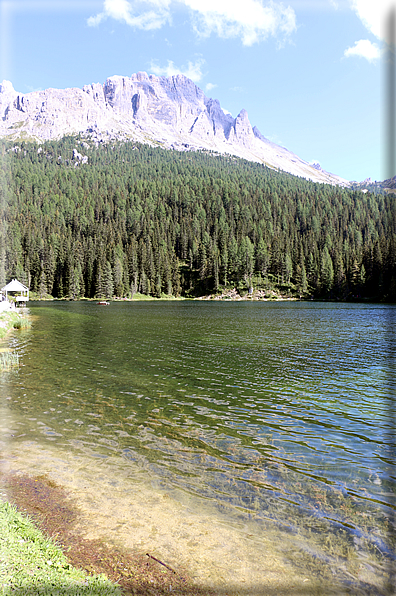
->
(25, 85, 43, 93)
(88, 0, 171, 30)
(88, 0, 297, 45)
(349, 0, 396, 41)
(185, 0, 296, 45)
(344, 39, 381, 62)
(149, 58, 205, 82)
(344, 1, 395, 65)
(266, 132, 284, 145)
(205, 82, 217, 91)
(88, 12, 105, 26)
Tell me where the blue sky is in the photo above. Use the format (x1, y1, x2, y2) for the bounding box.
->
(0, 0, 392, 182)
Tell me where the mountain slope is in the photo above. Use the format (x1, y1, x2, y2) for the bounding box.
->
(2, 139, 392, 301)
(0, 73, 349, 186)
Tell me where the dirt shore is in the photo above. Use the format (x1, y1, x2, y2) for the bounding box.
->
(196, 288, 297, 301)
(1, 472, 215, 596)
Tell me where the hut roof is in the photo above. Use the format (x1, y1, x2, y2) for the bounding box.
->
(2, 279, 29, 292)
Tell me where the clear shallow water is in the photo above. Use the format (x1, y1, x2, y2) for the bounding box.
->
(1, 301, 395, 594)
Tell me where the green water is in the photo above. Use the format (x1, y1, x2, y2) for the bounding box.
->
(1, 301, 395, 594)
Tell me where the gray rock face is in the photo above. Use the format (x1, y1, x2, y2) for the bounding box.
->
(0, 73, 349, 186)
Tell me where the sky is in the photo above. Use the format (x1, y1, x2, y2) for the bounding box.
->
(0, 0, 394, 182)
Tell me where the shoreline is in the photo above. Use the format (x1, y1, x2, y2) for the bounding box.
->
(1, 443, 328, 596)
(1, 303, 385, 594)
(26, 289, 387, 303)
(0, 309, 31, 370)
(0, 306, 213, 594)
(1, 472, 209, 596)
(0, 311, 121, 594)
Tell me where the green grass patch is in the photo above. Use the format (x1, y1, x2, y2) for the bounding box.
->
(0, 312, 32, 340)
(0, 352, 19, 369)
(0, 313, 22, 340)
(0, 311, 31, 369)
(12, 317, 31, 330)
(0, 500, 121, 595)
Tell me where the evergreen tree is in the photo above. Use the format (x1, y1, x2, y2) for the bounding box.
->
(300, 264, 308, 296)
(113, 258, 124, 297)
(256, 239, 270, 277)
(69, 265, 82, 300)
(0, 137, 392, 301)
(321, 247, 334, 294)
(38, 268, 48, 298)
(239, 236, 254, 289)
(284, 253, 293, 284)
(95, 262, 104, 299)
(103, 261, 114, 299)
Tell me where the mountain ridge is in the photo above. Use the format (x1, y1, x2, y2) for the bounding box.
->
(0, 72, 350, 186)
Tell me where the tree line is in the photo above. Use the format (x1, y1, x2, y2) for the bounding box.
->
(1, 137, 395, 300)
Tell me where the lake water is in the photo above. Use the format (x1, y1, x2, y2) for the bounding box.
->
(0, 301, 395, 594)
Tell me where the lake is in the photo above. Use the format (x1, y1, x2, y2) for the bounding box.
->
(0, 300, 395, 594)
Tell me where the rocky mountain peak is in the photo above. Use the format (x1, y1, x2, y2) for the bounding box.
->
(133, 71, 150, 82)
(0, 72, 349, 186)
(0, 80, 18, 119)
(237, 108, 248, 120)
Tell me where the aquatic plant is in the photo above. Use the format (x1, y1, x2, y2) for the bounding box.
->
(0, 312, 31, 339)
(13, 316, 31, 330)
(0, 351, 19, 369)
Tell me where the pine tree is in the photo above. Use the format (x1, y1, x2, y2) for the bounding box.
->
(113, 257, 124, 297)
(350, 259, 361, 294)
(334, 250, 346, 297)
(284, 253, 293, 284)
(155, 273, 162, 298)
(95, 262, 104, 299)
(130, 271, 138, 298)
(300, 264, 308, 295)
(321, 247, 334, 294)
(239, 236, 254, 289)
(39, 268, 48, 298)
(198, 243, 207, 280)
(69, 265, 82, 300)
(255, 239, 270, 277)
(103, 261, 114, 299)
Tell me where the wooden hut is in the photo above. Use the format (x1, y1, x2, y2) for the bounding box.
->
(1, 279, 29, 306)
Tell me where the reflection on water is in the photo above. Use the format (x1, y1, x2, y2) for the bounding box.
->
(0, 301, 395, 595)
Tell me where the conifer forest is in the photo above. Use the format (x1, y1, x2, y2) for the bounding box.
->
(1, 137, 395, 301)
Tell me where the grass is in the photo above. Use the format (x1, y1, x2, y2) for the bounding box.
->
(0, 311, 31, 341)
(0, 308, 207, 596)
(0, 312, 25, 334)
(3, 474, 212, 596)
(1, 310, 120, 594)
(12, 316, 31, 330)
(0, 311, 31, 369)
(0, 352, 19, 369)
(0, 500, 121, 595)
(0, 314, 122, 596)
(0, 312, 21, 340)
